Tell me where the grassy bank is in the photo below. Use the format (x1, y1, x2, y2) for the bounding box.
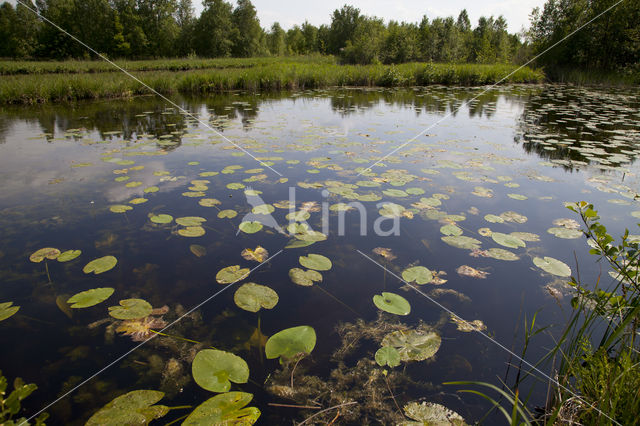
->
(0, 58, 544, 104)
(545, 67, 640, 86)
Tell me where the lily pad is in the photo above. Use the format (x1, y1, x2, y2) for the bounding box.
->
(486, 248, 519, 261)
(484, 214, 504, 224)
(533, 257, 572, 277)
(547, 227, 583, 239)
(401, 266, 433, 285)
(226, 183, 245, 190)
(108, 299, 153, 320)
(299, 254, 332, 271)
(216, 265, 250, 284)
(182, 392, 260, 426)
(375, 346, 401, 368)
(241, 246, 269, 262)
(491, 232, 526, 249)
(192, 349, 250, 393)
(57, 250, 81, 262)
(234, 283, 279, 313)
(67, 288, 114, 308)
(381, 329, 441, 362)
(265, 325, 316, 362)
(218, 209, 238, 219)
(251, 204, 275, 215)
(86, 390, 169, 426)
(199, 198, 221, 207)
(150, 214, 173, 224)
(178, 226, 206, 237)
(373, 292, 411, 315)
(143, 186, 159, 193)
(440, 224, 463, 236)
(238, 221, 263, 234)
(29, 247, 60, 263)
(109, 205, 133, 213)
(401, 401, 466, 426)
(289, 268, 323, 286)
(441, 236, 481, 250)
(176, 216, 206, 227)
(190, 245, 207, 258)
(83, 256, 118, 275)
(0, 302, 20, 322)
(500, 211, 528, 223)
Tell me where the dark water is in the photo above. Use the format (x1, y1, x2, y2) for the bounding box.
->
(0, 86, 638, 425)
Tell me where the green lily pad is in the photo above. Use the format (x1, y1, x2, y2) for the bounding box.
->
(144, 186, 159, 193)
(486, 248, 519, 261)
(192, 349, 250, 393)
(401, 266, 433, 285)
(83, 256, 118, 275)
(67, 288, 114, 308)
(286, 210, 311, 221)
(383, 189, 409, 198)
(218, 209, 238, 219)
(440, 224, 463, 236)
(238, 221, 263, 234)
(500, 211, 528, 223)
(265, 326, 316, 362)
(533, 257, 571, 277)
(199, 198, 221, 207)
(182, 392, 260, 426)
(491, 232, 526, 249)
(508, 193, 528, 200)
(441, 236, 481, 250)
(401, 401, 466, 426)
(484, 214, 504, 224)
(57, 250, 81, 262)
(108, 299, 153, 320)
(381, 329, 441, 362)
(216, 265, 250, 284)
(379, 203, 406, 218)
(109, 205, 133, 213)
(226, 183, 245, 190)
(150, 214, 173, 224)
(547, 227, 583, 239)
(375, 346, 401, 368)
(299, 254, 332, 271)
(510, 232, 540, 242)
(86, 390, 169, 426)
(234, 283, 279, 313)
(178, 226, 206, 237)
(29, 247, 61, 263)
(289, 268, 323, 286)
(0, 302, 20, 322)
(251, 204, 275, 215)
(176, 217, 206, 227)
(373, 292, 411, 316)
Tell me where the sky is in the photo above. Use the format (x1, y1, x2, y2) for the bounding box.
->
(3, 0, 547, 33)
(195, 0, 547, 33)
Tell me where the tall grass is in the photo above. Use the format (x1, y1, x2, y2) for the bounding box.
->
(0, 60, 544, 104)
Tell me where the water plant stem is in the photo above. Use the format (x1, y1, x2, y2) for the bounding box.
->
(149, 330, 205, 346)
(298, 402, 358, 425)
(44, 260, 52, 284)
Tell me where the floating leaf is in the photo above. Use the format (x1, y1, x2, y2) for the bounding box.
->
(456, 265, 489, 279)
(150, 214, 173, 224)
(547, 227, 583, 239)
(451, 315, 487, 332)
(29, 247, 60, 263)
(192, 349, 250, 393)
(199, 198, 221, 207)
(176, 216, 206, 227)
(67, 288, 114, 308)
(500, 211, 528, 223)
(108, 299, 153, 320)
(373, 247, 397, 260)
(182, 392, 260, 426)
(381, 329, 441, 362)
(553, 218, 581, 229)
(375, 346, 401, 368)
(241, 246, 268, 262)
(178, 226, 206, 237)
(508, 193, 528, 200)
(486, 248, 519, 261)
(57, 250, 81, 262)
(83, 256, 117, 275)
(441, 236, 481, 250)
(234, 283, 279, 313)
(0, 302, 20, 322)
(265, 325, 316, 362)
(401, 266, 433, 285)
(289, 268, 322, 286)
(298, 254, 332, 271)
(510, 232, 540, 242)
(401, 401, 466, 426)
(373, 292, 411, 315)
(110, 205, 133, 214)
(129, 198, 148, 205)
(238, 221, 263, 234)
(218, 209, 238, 219)
(143, 186, 159, 193)
(86, 390, 169, 426)
(491, 232, 526, 249)
(484, 214, 504, 224)
(190, 244, 207, 258)
(251, 204, 275, 215)
(227, 183, 245, 190)
(216, 265, 250, 284)
(440, 224, 463, 236)
(533, 257, 571, 277)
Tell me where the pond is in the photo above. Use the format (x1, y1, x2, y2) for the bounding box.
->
(0, 85, 638, 425)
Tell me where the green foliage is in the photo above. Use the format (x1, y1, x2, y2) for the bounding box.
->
(0, 370, 48, 426)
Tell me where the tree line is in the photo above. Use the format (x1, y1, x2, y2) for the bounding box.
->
(0, 0, 637, 71)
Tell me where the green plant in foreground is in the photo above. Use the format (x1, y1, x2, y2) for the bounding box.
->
(0, 370, 48, 426)
(449, 202, 640, 425)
